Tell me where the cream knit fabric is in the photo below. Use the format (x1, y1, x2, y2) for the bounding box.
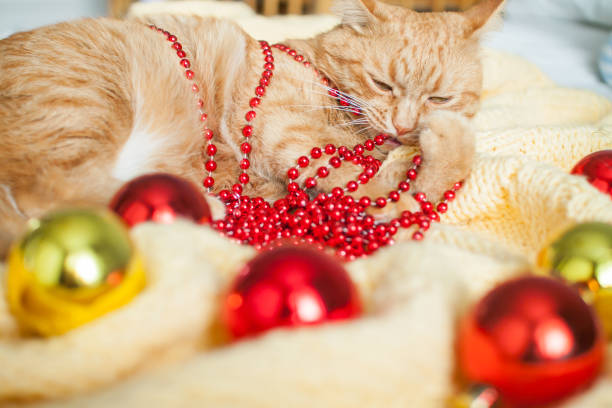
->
(1, 10, 612, 408)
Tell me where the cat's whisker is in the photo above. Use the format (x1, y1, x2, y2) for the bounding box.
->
(293, 77, 373, 110)
(337, 119, 369, 127)
(284, 104, 362, 112)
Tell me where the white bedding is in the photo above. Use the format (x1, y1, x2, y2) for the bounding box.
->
(484, 12, 612, 100)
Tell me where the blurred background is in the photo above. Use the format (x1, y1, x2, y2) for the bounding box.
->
(0, 0, 479, 39)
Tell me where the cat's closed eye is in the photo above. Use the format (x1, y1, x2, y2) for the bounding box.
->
(369, 74, 393, 93)
(428, 96, 452, 104)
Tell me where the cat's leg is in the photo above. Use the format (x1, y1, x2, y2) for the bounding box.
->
(412, 110, 476, 201)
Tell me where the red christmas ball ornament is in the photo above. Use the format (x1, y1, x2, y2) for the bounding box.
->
(571, 150, 612, 198)
(458, 276, 605, 406)
(224, 246, 362, 339)
(110, 173, 211, 227)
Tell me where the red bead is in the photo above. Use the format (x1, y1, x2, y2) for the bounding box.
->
(421, 201, 433, 212)
(191, 84, 199, 93)
(240, 158, 250, 170)
(305, 177, 317, 189)
(110, 173, 211, 226)
(202, 176, 214, 188)
(454, 182, 463, 190)
(242, 125, 253, 138)
(180, 59, 190, 68)
(414, 192, 426, 202)
(375, 197, 387, 208)
(260, 77, 270, 87)
(203, 129, 213, 140)
(353, 144, 365, 155)
(295, 55, 304, 62)
(288, 49, 297, 56)
(412, 231, 423, 241)
(223, 246, 362, 339)
(250, 97, 261, 108)
(458, 276, 605, 406)
(262, 70, 273, 79)
(172, 42, 182, 51)
(389, 191, 400, 202)
(329, 157, 341, 168)
(317, 167, 329, 178)
(185, 70, 194, 79)
(374, 134, 386, 145)
(398, 181, 410, 192)
(311, 147, 322, 158)
(245, 110, 256, 121)
(167, 35, 177, 42)
(241, 142, 252, 154)
(200, 113, 208, 122)
(359, 197, 371, 207)
(358, 173, 369, 184)
(287, 182, 299, 193)
(571, 150, 612, 198)
(331, 187, 344, 198)
(346, 181, 358, 192)
(205, 160, 217, 171)
(297, 156, 309, 167)
(232, 184, 243, 194)
(287, 168, 299, 180)
(177, 50, 186, 58)
(239, 173, 250, 184)
(264, 62, 274, 71)
(444, 190, 456, 200)
(324, 144, 336, 155)
(437, 202, 448, 213)
(429, 212, 440, 222)
(255, 86, 265, 96)
(364, 140, 375, 150)
(407, 169, 417, 180)
(264, 55, 274, 63)
(412, 155, 422, 166)
(206, 144, 217, 156)
(197, 99, 204, 108)
(219, 190, 231, 201)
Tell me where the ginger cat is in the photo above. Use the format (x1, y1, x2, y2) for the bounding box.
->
(0, 0, 505, 255)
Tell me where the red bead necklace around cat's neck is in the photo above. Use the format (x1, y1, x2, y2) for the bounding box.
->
(149, 25, 462, 260)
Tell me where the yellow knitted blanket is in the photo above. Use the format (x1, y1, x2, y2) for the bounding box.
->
(1, 12, 612, 408)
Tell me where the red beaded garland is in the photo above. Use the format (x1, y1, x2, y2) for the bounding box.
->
(151, 27, 463, 260)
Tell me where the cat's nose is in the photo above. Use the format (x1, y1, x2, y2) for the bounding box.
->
(393, 122, 415, 136)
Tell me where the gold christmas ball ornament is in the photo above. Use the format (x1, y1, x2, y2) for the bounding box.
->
(6, 208, 146, 336)
(537, 221, 612, 336)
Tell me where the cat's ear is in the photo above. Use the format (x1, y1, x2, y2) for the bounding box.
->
(331, 0, 379, 33)
(462, 0, 505, 38)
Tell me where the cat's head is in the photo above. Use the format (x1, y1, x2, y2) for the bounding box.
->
(318, 0, 505, 144)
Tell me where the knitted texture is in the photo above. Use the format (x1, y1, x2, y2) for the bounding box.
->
(1, 38, 612, 408)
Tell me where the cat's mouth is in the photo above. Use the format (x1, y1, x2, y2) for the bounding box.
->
(385, 137, 402, 147)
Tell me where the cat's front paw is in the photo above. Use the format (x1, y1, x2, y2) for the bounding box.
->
(413, 111, 475, 201)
